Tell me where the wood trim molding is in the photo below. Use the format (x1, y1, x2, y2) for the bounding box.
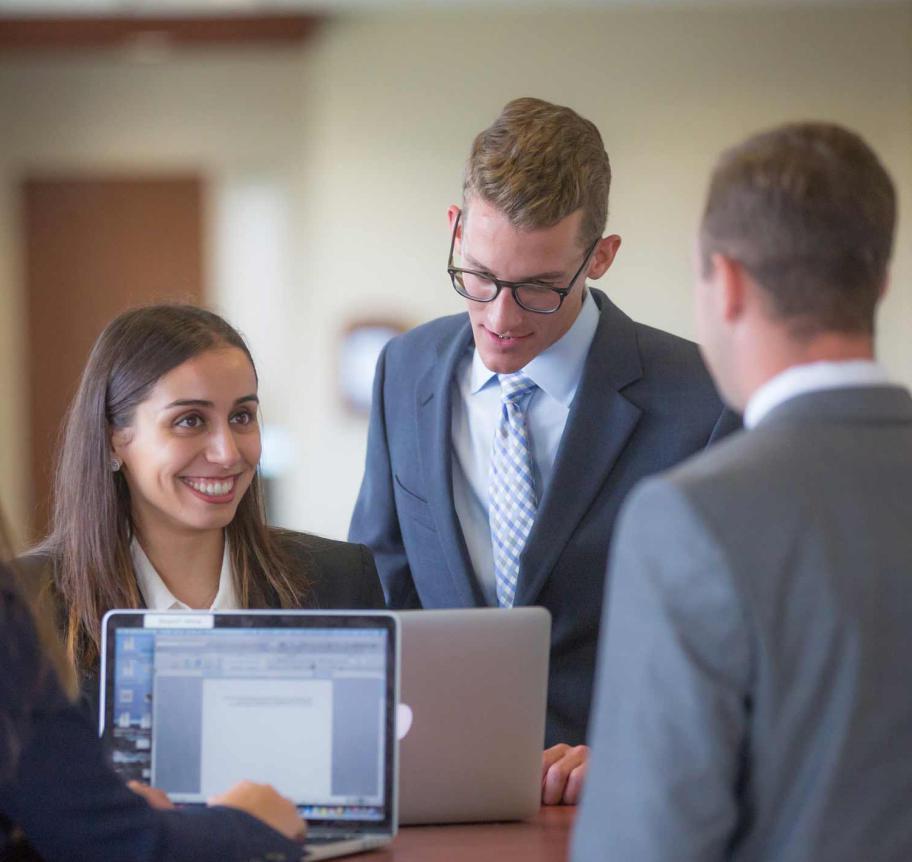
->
(0, 14, 322, 50)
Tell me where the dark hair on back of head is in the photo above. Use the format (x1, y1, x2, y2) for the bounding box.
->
(700, 122, 895, 338)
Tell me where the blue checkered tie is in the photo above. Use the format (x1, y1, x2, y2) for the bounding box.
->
(489, 372, 539, 608)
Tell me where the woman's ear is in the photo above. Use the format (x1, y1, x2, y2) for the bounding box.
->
(109, 426, 131, 467)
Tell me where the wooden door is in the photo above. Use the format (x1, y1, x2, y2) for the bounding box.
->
(23, 176, 204, 540)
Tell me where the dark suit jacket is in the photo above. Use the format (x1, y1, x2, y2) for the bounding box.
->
(17, 529, 385, 718)
(574, 386, 912, 861)
(349, 289, 737, 745)
(276, 529, 386, 610)
(0, 568, 302, 862)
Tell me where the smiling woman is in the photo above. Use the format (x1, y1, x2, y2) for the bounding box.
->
(18, 305, 385, 712)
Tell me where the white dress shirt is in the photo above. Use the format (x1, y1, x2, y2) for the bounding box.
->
(744, 359, 892, 429)
(451, 290, 600, 605)
(131, 535, 239, 611)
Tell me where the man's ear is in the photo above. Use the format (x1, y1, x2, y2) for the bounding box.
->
(447, 204, 462, 252)
(586, 234, 622, 280)
(712, 253, 748, 323)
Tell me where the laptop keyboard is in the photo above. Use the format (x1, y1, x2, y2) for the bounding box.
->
(306, 834, 360, 845)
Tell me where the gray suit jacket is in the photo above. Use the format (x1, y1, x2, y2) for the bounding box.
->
(573, 385, 912, 862)
(350, 289, 736, 745)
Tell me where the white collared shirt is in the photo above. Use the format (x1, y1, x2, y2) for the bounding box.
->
(744, 359, 892, 429)
(131, 536, 239, 611)
(451, 290, 600, 604)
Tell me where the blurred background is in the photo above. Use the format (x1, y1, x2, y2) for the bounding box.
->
(0, 0, 909, 548)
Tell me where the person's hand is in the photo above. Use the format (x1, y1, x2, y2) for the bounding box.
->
(128, 781, 175, 810)
(541, 743, 589, 805)
(209, 780, 306, 841)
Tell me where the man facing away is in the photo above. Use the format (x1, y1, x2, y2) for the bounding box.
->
(573, 121, 912, 859)
(349, 97, 735, 804)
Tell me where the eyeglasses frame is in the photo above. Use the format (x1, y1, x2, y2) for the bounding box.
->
(446, 208, 600, 315)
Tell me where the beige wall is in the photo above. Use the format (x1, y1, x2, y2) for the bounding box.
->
(293, 4, 912, 538)
(1, 4, 910, 544)
(0, 48, 309, 545)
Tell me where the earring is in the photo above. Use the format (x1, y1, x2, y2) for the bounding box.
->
(111, 457, 122, 472)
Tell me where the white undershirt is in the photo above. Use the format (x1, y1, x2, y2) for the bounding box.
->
(131, 535, 239, 611)
(744, 359, 892, 429)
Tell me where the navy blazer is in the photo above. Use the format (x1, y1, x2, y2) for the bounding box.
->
(350, 289, 737, 746)
(0, 570, 302, 862)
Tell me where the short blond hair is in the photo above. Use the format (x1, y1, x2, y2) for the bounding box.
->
(463, 97, 611, 248)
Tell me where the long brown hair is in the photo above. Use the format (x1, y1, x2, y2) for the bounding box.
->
(36, 304, 309, 674)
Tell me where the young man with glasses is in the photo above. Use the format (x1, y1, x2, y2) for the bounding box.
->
(350, 97, 736, 805)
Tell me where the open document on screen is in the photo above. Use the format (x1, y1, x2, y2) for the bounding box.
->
(109, 625, 388, 819)
(198, 678, 332, 798)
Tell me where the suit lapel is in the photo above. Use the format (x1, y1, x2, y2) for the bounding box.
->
(415, 320, 486, 607)
(515, 290, 644, 607)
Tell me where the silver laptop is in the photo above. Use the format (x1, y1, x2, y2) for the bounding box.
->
(395, 607, 550, 824)
(100, 609, 399, 860)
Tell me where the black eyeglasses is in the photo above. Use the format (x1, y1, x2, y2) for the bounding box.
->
(446, 209, 599, 314)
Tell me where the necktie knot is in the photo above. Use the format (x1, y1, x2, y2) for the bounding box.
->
(498, 371, 537, 404)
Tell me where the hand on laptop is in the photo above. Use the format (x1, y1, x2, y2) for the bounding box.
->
(541, 743, 588, 805)
(209, 780, 307, 841)
(128, 781, 175, 810)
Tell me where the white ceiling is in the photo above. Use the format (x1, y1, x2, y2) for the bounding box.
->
(0, 0, 906, 14)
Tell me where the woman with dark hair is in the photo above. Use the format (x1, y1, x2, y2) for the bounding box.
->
(21, 304, 384, 707)
(2, 526, 306, 860)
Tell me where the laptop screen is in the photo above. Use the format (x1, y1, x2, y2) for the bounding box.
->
(100, 611, 397, 829)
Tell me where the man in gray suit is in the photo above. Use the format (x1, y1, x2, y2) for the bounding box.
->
(573, 122, 912, 861)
